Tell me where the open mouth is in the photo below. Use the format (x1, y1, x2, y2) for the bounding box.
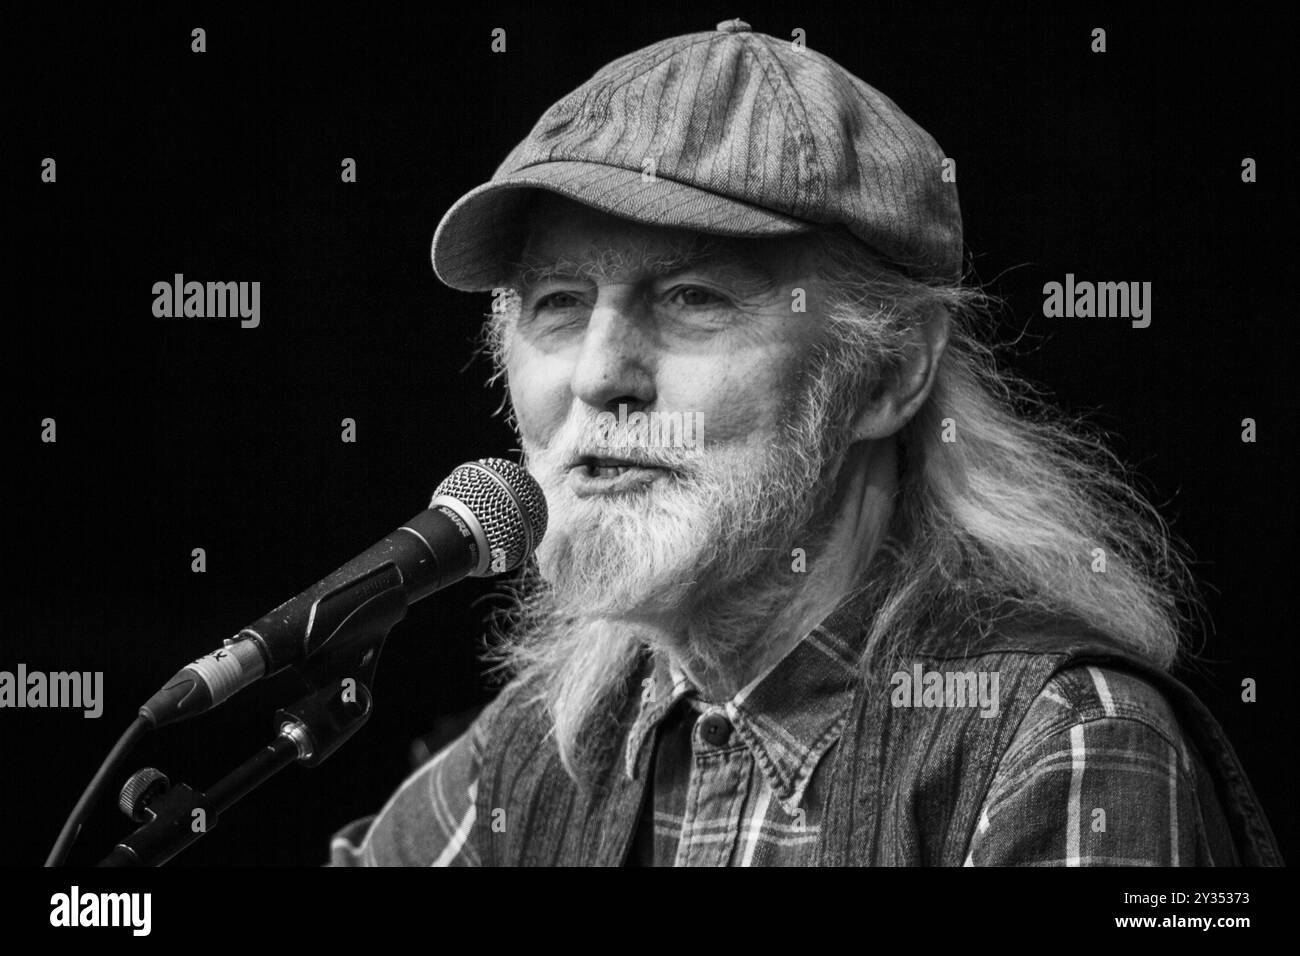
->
(564, 454, 679, 497)
(572, 455, 663, 478)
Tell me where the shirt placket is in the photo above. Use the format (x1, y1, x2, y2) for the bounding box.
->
(674, 702, 753, 867)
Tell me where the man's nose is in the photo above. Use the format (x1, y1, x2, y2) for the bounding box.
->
(570, 288, 656, 411)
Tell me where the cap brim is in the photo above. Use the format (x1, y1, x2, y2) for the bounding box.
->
(431, 161, 818, 291)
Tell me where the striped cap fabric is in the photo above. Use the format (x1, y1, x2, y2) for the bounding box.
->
(431, 20, 962, 291)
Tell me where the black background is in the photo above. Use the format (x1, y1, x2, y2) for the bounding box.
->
(7, 1, 1296, 866)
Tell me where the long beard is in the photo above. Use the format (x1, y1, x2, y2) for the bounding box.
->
(523, 359, 853, 615)
(526, 429, 820, 619)
(491, 360, 857, 780)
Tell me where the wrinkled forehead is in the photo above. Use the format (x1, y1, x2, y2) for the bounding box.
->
(507, 193, 815, 292)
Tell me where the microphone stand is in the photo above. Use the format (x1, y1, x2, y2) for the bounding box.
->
(98, 563, 409, 866)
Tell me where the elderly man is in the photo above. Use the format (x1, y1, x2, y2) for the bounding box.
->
(330, 21, 1280, 866)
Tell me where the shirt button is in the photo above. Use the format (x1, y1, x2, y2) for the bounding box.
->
(716, 19, 751, 33)
(698, 711, 732, 747)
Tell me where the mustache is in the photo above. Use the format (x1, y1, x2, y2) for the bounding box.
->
(528, 415, 703, 477)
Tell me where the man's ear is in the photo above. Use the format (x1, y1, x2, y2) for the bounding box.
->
(851, 304, 950, 440)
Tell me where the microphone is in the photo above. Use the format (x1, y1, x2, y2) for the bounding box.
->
(140, 458, 547, 728)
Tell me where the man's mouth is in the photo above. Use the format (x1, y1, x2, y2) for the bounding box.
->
(565, 455, 674, 494)
(570, 455, 663, 477)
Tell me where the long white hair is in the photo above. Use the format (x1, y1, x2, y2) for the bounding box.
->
(808, 230, 1201, 672)
(475, 227, 1202, 782)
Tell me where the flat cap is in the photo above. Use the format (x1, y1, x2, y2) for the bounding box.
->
(432, 20, 963, 290)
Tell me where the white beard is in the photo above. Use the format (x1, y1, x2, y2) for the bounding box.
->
(522, 393, 841, 626)
(494, 361, 860, 779)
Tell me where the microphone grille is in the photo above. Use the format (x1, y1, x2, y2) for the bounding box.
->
(430, 458, 548, 574)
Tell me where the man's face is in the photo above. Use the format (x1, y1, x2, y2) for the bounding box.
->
(502, 194, 844, 619)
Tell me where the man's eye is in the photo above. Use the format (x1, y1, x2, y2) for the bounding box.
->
(534, 291, 584, 310)
(670, 286, 725, 307)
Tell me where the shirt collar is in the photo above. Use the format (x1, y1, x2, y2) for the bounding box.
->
(623, 558, 892, 814)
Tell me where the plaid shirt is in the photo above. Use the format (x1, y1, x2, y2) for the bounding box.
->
(330, 619, 1233, 866)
